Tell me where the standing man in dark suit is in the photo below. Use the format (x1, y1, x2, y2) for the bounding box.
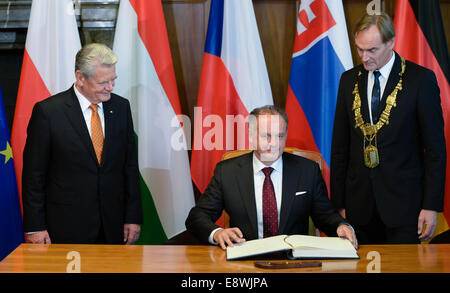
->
(331, 13, 446, 244)
(186, 105, 357, 250)
(22, 43, 142, 244)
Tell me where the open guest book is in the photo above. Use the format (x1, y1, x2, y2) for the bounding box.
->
(226, 235, 359, 260)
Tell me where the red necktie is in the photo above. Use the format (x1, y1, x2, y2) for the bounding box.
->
(262, 167, 278, 238)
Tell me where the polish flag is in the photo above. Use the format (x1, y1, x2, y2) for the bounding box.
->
(11, 0, 81, 206)
(113, 0, 195, 243)
(190, 0, 273, 196)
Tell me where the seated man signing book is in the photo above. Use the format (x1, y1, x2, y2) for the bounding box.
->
(186, 105, 357, 250)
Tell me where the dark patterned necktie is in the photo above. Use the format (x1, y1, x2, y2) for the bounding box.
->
(371, 70, 381, 123)
(262, 167, 278, 238)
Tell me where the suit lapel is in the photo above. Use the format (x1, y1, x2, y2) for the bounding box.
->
(64, 87, 99, 165)
(379, 52, 402, 118)
(235, 153, 258, 239)
(357, 67, 371, 125)
(376, 52, 402, 140)
(279, 153, 297, 234)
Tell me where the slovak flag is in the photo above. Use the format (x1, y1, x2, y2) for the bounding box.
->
(191, 0, 273, 195)
(285, 0, 353, 188)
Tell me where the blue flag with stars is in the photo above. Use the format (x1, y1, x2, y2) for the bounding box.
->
(0, 85, 24, 261)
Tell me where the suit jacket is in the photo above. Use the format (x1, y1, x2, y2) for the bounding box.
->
(22, 86, 142, 244)
(330, 52, 446, 228)
(186, 152, 345, 243)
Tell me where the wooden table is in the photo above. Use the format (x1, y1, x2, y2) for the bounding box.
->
(1, 244, 450, 273)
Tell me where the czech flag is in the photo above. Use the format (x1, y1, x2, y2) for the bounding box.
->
(191, 0, 273, 195)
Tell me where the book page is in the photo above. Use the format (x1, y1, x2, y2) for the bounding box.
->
(285, 235, 358, 259)
(285, 235, 355, 251)
(226, 235, 291, 260)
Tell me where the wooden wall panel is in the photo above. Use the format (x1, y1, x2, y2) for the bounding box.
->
(342, 0, 378, 66)
(163, 0, 209, 121)
(441, 1, 450, 52)
(253, 0, 297, 108)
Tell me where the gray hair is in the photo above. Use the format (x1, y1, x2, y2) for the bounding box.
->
(75, 43, 118, 78)
(354, 12, 395, 43)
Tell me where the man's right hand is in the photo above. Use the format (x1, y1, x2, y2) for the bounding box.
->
(27, 231, 51, 244)
(213, 228, 246, 250)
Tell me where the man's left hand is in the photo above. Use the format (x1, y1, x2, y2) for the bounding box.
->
(337, 224, 358, 250)
(124, 224, 141, 244)
(418, 209, 437, 241)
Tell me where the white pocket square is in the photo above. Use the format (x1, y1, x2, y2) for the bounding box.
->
(295, 191, 307, 196)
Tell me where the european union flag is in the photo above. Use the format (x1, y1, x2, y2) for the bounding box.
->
(0, 85, 24, 261)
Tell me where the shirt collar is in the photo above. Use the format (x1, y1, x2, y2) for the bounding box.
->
(372, 51, 395, 80)
(73, 83, 103, 111)
(253, 152, 283, 174)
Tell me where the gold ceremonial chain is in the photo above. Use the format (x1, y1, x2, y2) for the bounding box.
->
(352, 57, 406, 168)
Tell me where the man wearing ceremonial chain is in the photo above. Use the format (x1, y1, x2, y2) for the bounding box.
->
(330, 13, 446, 244)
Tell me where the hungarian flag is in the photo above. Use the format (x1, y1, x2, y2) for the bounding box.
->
(394, 0, 450, 234)
(10, 0, 81, 206)
(0, 85, 24, 261)
(285, 0, 353, 190)
(190, 0, 273, 196)
(113, 0, 195, 243)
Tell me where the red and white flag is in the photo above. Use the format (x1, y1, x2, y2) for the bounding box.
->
(11, 0, 81, 204)
(191, 0, 273, 195)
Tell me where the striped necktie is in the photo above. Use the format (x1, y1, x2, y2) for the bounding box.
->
(371, 70, 381, 123)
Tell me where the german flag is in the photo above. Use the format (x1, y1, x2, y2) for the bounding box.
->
(394, 0, 450, 239)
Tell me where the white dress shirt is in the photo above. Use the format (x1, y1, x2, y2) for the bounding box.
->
(208, 153, 283, 243)
(73, 84, 105, 136)
(367, 52, 395, 124)
(252, 153, 283, 239)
